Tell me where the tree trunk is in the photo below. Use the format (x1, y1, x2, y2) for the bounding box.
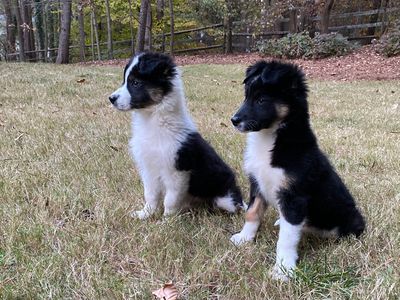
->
(136, 0, 149, 53)
(127, 0, 135, 55)
(145, 1, 152, 50)
(319, 0, 335, 34)
(2, 0, 16, 60)
(47, 2, 55, 61)
(13, 0, 25, 61)
(105, 0, 113, 59)
(224, 0, 233, 54)
(156, 0, 165, 52)
(77, 1, 86, 61)
(21, 0, 35, 60)
(168, 0, 174, 55)
(91, 3, 101, 60)
(56, 0, 72, 64)
(34, 0, 45, 61)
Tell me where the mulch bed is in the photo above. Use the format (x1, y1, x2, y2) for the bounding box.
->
(81, 46, 400, 81)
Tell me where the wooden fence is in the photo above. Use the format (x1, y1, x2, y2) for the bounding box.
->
(3, 7, 400, 61)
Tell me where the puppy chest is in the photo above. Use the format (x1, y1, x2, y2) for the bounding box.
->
(245, 144, 287, 206)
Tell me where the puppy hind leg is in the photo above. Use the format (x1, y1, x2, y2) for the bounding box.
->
(230, 196, 267, 246)
(163, 172, 189, 217)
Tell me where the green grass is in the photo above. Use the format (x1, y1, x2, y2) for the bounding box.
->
(0, 62, 399, 299)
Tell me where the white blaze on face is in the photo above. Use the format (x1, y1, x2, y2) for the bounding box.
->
(110, 55, 140, 111)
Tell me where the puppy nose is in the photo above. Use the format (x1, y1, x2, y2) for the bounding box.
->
(231, 115, 241, 126)
(109, 95, 118, 104)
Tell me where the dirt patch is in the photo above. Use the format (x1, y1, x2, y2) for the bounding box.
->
(81, 46, 400, 81)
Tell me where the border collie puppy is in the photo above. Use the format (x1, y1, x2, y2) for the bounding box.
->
(230, 61, 365, 280)
(109, 52, 244, 219)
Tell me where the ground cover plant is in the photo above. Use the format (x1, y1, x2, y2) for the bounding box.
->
(0, 63, 399, 299)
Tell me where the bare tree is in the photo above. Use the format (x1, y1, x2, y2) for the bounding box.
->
(319, 0, 335, 34)
(13, 0, 25, 61)
(90, 1, 101, 60)
(168, 0, 174, 55)
(34, 0, 45, 61)
(21, 0, 36, 60)
(224, 0, 233, 54)
(105, 0, 113, 59)
(77, 0, 86, 61)
(2, 0, 16, 60)
(144, 0, 152, 51)
(136, 0, 149, 53)
(156, 0, 165, 52)
(56, 0, 72, 64)
(127, 0, 135, 54)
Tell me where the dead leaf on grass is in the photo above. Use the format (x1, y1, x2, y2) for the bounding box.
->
(76, 78, 86, 83)
(152, 282, 178, 300)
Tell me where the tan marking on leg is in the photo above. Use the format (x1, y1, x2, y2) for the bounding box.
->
(245, 196, 267, 222)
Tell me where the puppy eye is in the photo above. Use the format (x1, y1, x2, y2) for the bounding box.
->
(257, 98, 266, 104)
(128, 77, 140, 86)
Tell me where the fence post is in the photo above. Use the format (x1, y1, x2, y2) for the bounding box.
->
(289, 8, 298, 33)
(224, 15, 233, 53)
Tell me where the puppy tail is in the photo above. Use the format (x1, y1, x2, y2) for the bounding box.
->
(214, 187, 246, 213)
(340, 209, 366, 238)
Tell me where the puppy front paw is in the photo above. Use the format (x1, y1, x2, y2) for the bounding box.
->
(230, 232, 254, 246)
(270, 262, 295, 282)
(131, 209, 152, 220)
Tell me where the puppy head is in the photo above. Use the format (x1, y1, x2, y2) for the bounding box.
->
(231, 60, 308, 132)
(109, 52, 177, 111)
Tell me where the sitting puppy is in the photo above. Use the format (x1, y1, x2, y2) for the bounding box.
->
(230, 61, 365, 280)
(109, 52, 244, 219)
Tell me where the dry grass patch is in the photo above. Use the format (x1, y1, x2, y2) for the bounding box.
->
(0, 62, 399, 299)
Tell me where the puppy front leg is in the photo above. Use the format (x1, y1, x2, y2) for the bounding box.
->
(271, 196, 307, 281)
(231, 176, 267, 245)
(131, 170, 161, 220)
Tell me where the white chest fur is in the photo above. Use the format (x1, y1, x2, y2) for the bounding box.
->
(129, 105, 195, 189)
(244, 130, 287, 207)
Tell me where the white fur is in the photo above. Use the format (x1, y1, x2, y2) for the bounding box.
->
(215, 195, 238, 213)
(230, 221, 260, 245)
(271, 217, 303, 281)
(244, 127, 286, 208)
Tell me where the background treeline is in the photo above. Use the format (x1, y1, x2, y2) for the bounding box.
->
(0, 0, 399, 63)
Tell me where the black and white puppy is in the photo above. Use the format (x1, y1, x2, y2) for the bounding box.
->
(109, 52, 244, 219)
(230, 61, 365, 280)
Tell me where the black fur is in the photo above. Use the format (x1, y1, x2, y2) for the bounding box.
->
(233, 60, 365, 237)
(176, 132, 243, 207)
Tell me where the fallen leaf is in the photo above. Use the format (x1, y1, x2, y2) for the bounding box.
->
(220, 122, 228, 127)
(152, 282, 178, 300)
(77, 78, 86, 83)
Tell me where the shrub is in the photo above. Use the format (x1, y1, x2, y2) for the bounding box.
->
(257, 31, 314, 59)
(374, 21, 400, 57)
(312, 32, 356, 58)
(257, 31, 356, 59)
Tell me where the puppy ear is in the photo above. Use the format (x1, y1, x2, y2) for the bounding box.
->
(243, 61, 268, 84)
(138, 54, 176, 79)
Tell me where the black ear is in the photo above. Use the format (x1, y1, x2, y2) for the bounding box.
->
(243, 61, 268, 84)
(260, 61, 306, 93)
(138, 53, 176, 79)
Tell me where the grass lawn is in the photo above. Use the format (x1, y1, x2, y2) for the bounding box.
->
(0, 62, 399, 299)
